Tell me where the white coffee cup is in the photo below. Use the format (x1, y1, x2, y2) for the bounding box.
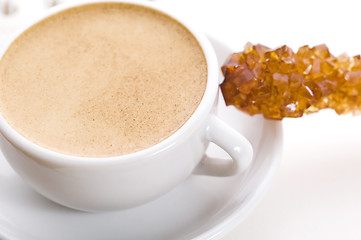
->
(0, 0, 253, 212)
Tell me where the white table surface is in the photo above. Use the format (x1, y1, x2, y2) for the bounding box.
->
(1, 0, 361, 239)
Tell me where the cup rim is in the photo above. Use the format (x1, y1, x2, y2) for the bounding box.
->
(0, 0, 219, 166)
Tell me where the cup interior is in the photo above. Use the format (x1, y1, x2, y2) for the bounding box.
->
(0, 0, 219, 164)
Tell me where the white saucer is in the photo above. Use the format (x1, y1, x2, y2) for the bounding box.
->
(0, 37, 283, 240)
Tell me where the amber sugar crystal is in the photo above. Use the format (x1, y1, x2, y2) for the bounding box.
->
(220, 43, 361, 119)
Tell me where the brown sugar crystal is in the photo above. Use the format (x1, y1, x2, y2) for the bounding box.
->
(220, 43, 361, 120)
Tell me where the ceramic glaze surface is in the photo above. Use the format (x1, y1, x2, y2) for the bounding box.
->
(0, 35, 282, 240)
(0, 0, 253, 212)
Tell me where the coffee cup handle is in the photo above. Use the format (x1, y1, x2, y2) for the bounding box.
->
(193, 115, 253, 177)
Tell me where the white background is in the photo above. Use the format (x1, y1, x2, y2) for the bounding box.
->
(1, 0, 361, 239)
(159, 0, 361, 239)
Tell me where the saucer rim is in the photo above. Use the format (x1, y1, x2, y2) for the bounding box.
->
(0, 35, 283, 240)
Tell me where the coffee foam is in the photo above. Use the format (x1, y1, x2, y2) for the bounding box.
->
(0, 3, 207, 157)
